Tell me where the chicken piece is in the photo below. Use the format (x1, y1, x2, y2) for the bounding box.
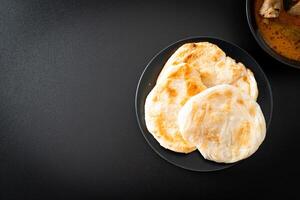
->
(260, 0, 282, 18)
(288, 1, 300, 16)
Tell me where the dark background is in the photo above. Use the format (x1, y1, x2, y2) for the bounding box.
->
(0, 0, 298, 199)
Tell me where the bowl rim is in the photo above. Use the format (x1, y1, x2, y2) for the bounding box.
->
(245, 0, 300, 69)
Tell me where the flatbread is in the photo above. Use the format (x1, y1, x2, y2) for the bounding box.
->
(178, 84, 266, 162)
(145, 63, 206, 153)
(157, 42, 258, 100)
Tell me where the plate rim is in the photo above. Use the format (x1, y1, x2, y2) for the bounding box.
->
(135, 36, 273, 172)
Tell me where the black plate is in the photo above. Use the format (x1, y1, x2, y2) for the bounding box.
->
(246, 0, 300, 69)
(135, 36, 273, 172)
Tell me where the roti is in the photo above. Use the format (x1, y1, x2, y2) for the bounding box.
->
(157, 42, 258, 100)
(178, 84, 266, 162)
(145, 63, 206, 153)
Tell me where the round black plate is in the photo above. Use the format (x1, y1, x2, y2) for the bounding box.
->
(135, 36, 273, 172)
(246, 0, 300, 69)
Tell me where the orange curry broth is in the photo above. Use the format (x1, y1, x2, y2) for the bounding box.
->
(255, 0, 300, 61)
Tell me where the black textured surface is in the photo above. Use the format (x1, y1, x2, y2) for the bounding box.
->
(136, 36, 272, 172)
(0, 0, 298, 199)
